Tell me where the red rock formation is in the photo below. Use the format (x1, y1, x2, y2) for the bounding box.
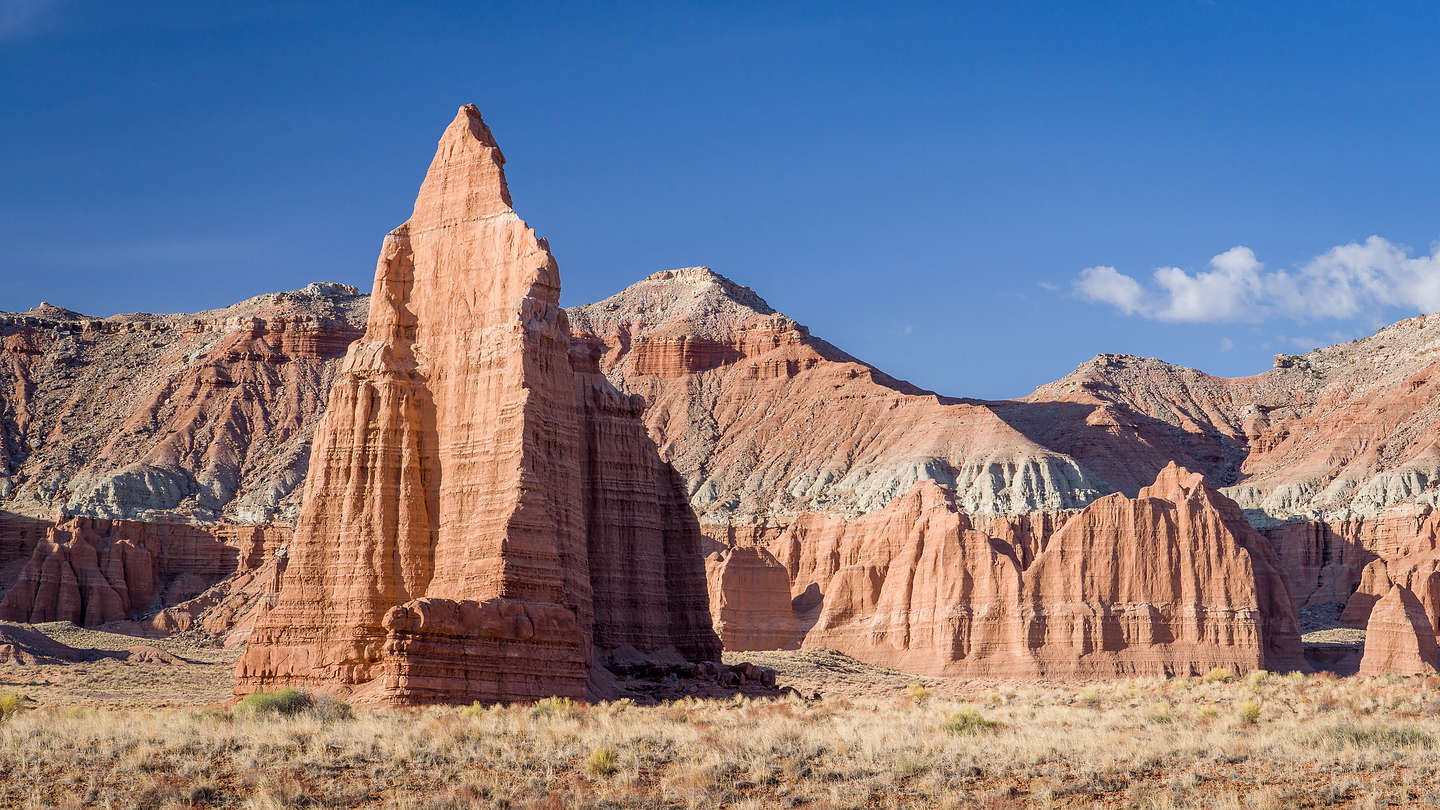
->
(780, 480, 1029, 675)
(1358, 585, 1439, 675)
(705, 545, 797, 651)
(1339, 513, 1440, 630)
(571, 341, 717, 660)
(0, 514, 284, 629)
(708, 465, 1300, 676)
(1015, 463, 1304, 676)
(236, 106, 718, 705)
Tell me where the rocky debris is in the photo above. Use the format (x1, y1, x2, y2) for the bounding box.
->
(235, 105, 718, 706)
(1358, 585, 1439, 675)
(599, 657, 781, 703)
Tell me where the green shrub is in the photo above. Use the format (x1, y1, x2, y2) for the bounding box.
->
(907, 684, 933, 703)
(586, 747, 618, 776)
(0, 692, 25, 721)
(1238, 700, 1261, 725)
(236, 688, 315, 717)
(942, 710, 1003, 736)
(237, 689, 353, 721)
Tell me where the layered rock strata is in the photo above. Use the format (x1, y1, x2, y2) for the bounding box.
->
(235, 106, 718, 705)
(0, 284, 365, 525)
(1014, 464, 1304, 676)
(704, 545, 797, 651)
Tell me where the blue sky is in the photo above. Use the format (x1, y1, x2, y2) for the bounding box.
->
(3, 1, 1439, 398)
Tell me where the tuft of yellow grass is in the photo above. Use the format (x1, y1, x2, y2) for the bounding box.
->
(0, 692, 24, 721)
(586, 746, 619, 776)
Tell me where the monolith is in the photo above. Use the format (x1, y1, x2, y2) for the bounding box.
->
(235, 106, 718, 704)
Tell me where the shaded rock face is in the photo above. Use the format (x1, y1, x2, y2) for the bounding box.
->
(0, 285, 366, 525)
(702, 465, 1302, 676)
(235, 106, 718, 705)
(1338, 513, 1440, 634)
(1358, 585, 1439, 675)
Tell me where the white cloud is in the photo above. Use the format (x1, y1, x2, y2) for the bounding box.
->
(1220, 337, 1235, 352)
(1076, 265, 1146, 315)
(1074, 236, 1440, 323)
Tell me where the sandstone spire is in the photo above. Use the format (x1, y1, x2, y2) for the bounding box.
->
(236, 106, 717, 703)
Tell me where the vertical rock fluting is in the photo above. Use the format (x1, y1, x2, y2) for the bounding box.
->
(235, 106, 717, 704)
(570, 341, 718, 662)
(723, 464, 1302, 676)
(0, 515, 283, 628)
(1015, 463, 1304, 676)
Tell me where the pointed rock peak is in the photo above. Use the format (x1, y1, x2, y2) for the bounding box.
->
(1360, 584, 1440, 675)
(1138, 461, 1209, 502)
(567, 265, 779, 341)
(639, 267, 775, 313)
(411, 104, 514, 226)
(451, 104, 501, 149)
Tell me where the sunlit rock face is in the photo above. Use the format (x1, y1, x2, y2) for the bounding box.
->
(235, 106, 718, 705)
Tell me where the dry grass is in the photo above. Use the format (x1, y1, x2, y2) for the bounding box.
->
(0, 662, 1438, 807)
(0, 623, 239, 709)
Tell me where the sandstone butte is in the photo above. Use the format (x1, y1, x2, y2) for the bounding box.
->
(233, 105, 718, 704)
(3, 125, 1440, 679)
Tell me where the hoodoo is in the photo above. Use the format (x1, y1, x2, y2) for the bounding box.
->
(234, 106, 718, 704)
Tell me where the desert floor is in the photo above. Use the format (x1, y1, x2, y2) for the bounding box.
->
(0, 626, 1433, 808)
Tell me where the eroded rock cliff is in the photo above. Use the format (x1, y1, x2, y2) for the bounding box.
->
(702, 464, 1301, 676)
(0, 284, 366, 525)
